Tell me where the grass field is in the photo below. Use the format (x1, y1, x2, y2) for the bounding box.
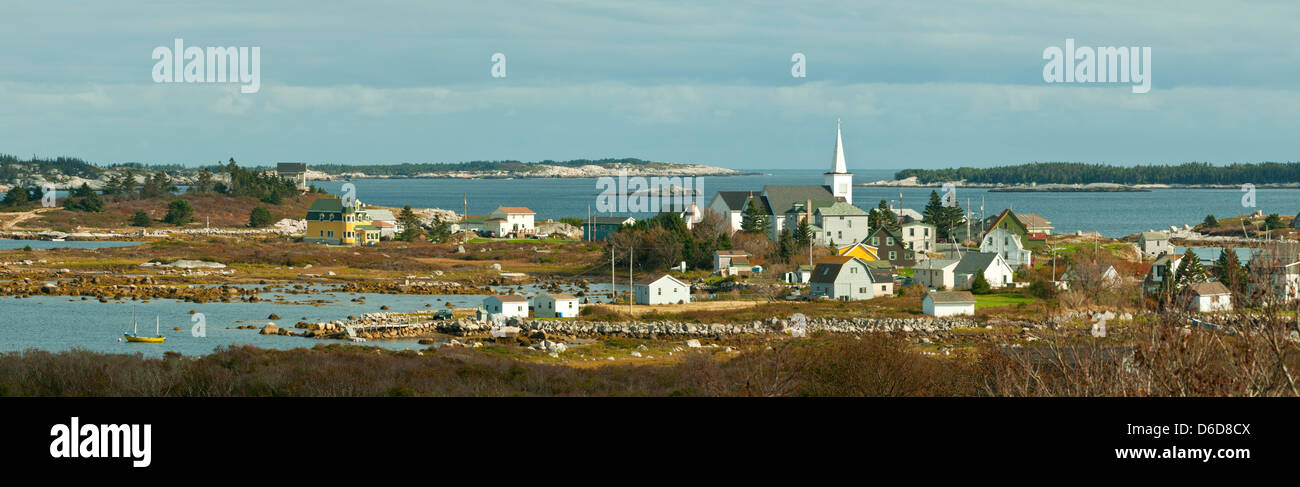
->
(974, 292, 1037, 309)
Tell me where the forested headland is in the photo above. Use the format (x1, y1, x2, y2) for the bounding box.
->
(894, 162, 1300, 185)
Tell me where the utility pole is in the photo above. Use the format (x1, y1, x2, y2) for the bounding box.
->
(611, 245, 616, 304)
(628, 245, 634, 316)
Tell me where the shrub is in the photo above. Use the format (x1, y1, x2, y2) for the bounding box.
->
(164, 199, 194, 225)
(130, 210, 152, 227)
(248, 206, 272, 227)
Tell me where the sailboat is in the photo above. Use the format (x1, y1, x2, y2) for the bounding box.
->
(124, 308, 166, 343)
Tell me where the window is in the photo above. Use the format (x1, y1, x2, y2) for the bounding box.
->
(886, 237, 894, 246)
(909, 228, 914, 236)
(859, 287, 867, 294)
(889, 251, 897, 260)
(872, 237, 879, 246)
(658, 288, 662, 295)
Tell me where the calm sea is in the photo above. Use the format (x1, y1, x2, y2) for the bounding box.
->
(313, 170, 1300, 238)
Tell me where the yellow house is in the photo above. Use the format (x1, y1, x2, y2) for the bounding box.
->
(304, 197, 374, 245)
(836, 242, 880, 261)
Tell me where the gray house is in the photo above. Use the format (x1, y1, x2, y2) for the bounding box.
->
(1138, 231, 1172, 258)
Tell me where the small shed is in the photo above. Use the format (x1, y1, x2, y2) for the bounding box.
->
(483, 295, 529, 318)
(922, 291, 976, 317)
(534, 293, 580, 318)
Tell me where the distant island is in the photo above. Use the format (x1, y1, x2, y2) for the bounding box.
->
(874, 162, 1300, 187)
(0, 155, 745, 190)
(308, 158, 745, 179)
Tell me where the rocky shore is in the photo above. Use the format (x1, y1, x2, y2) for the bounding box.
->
(300, 312, 994, 341)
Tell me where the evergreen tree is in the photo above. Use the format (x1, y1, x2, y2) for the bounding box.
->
(1202, 214, 1219, 228)
(1213, 248, 1246, 295)
(2, 186, 29, 207)
(72, 183, 95, 198)
(740, 196, 770, 234)
(918, 190, 967, 240)
(794, 218, 813, 247)
(870, 199, 900, 233)
(164, 199, 194, 225)
(1175, 249, 1208, 288)
(248, 206, 273, 227)
(130, 210, 152, 227)
(397, 205, 423, 241)
(970, 272, 992, 294)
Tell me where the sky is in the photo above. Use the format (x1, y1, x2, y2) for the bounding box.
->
(1, 1, 1298, 171)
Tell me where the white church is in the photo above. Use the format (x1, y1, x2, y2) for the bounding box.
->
(706, 120, 856, 240)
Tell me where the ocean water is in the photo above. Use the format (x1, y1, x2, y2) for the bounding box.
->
(311, 170, 1300, 238)
(0, 283, 626, 357)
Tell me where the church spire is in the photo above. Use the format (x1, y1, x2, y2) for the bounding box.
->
(831, 118, 847, 174)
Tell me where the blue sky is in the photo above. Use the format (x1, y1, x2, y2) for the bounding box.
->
(1, 1, 1298, 170)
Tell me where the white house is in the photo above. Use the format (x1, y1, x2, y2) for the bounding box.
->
(953, 252, 1015, 289)
(1139, 231, 1172, 258)
(913, 258, 960, 290)
(1185, 282, 1232, 312)
(923, 291, 976, 317)
(980, 228, 1032, 268)
(485, 206, 535, 237)
(483, 295, 529, 318)
(901, 221, 937, 259)
(534, 293, 580, 318)
(808, 256, 891, 301)
(633, 274, 691, 305)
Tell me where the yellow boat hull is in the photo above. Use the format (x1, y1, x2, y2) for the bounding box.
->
(124, 334, 165, 343)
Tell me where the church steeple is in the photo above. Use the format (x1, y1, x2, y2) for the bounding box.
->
(831, 118, 848, 174)
(825, 118, 853, 204)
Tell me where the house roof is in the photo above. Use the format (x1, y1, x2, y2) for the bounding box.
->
(713, 191, 753, 211)
(836, 242, 879, 259)
(716, 250, 749, 256)
(954, 252, 1002, 275)
(761, 185, 835, 215)
(1153, 254, 1184, 266)
(1186, 281, 1231, 296)
(816, 255, 855, 265)
(490, 295, 528, 303)
(277, 162, 307, 173)
(308, 197, 354, 213)
(1017, 213, 1052, 228)
(809, 257, 864, 284)
(869, 268, 894, 284)
(915, 258, 960, 271)
(372, 220, 395, 228)
(542, 293, 578, 301)
(926, 291, 976, 304)
(366, 209, 397, 222)
(634, 274, 688, 287)
(495, 206, 535, 214)
(816, 202, 869, 216)
(1140, 231, 1169, 240)
(984, 209, 1030, 235)
(729, 256, 751, 266)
